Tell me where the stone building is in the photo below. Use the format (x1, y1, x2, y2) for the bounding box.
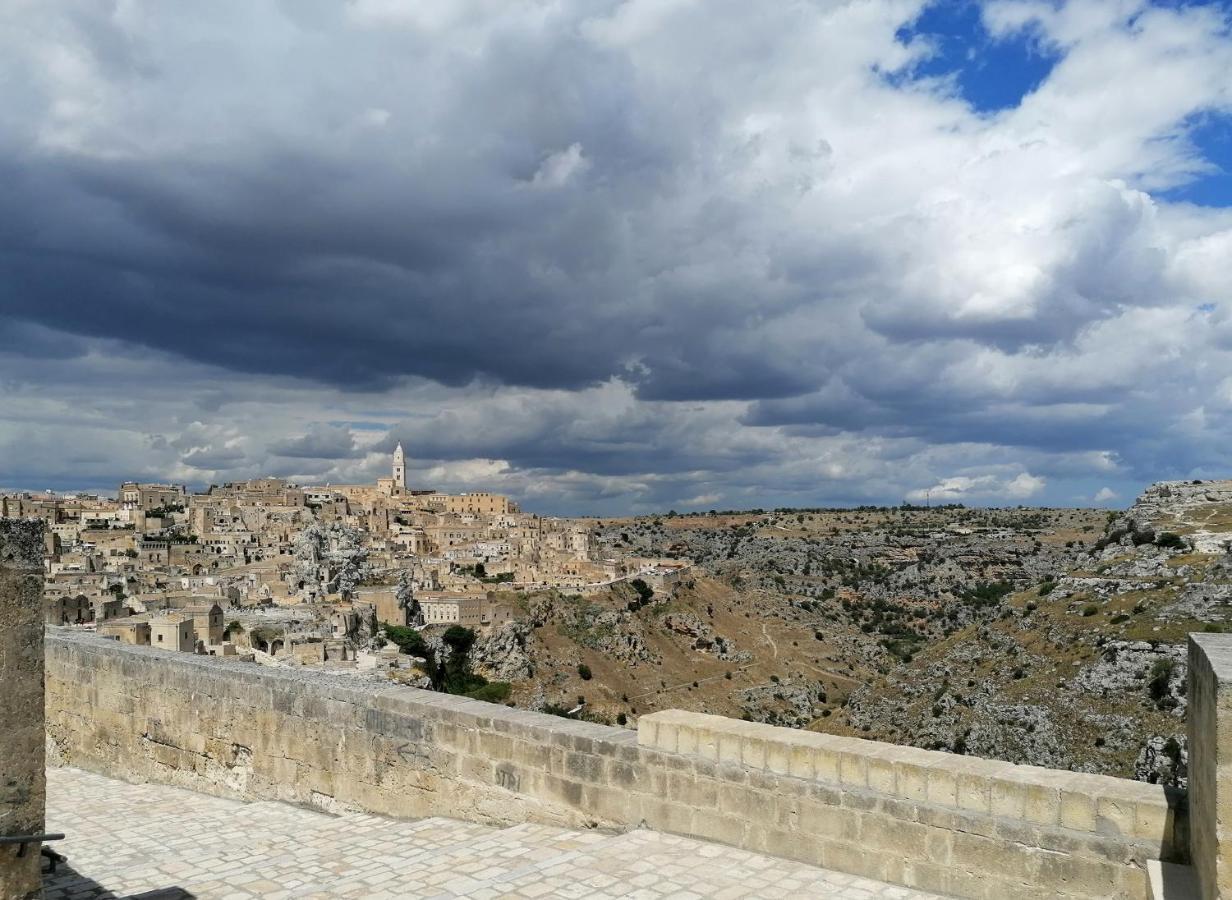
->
(183, 601, 224, 646)
(118, 482, 187, 512)
(150, 615, 194, 652)
(423, 492, 519, 516)
(45, 593, 92, 625)
(99, 619, 151, 645)
(418, 595, 511, 627)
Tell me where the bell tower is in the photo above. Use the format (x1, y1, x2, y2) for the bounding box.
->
(392, 443, 406, 492)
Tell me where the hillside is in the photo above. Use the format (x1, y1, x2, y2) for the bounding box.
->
(819, 481, 1232, 786)
(467, 484, 1232, 786)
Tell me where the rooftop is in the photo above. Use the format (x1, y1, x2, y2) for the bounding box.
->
(44, 766, 938, 899)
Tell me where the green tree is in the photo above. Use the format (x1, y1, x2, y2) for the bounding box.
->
(443, 625, 476, 655)
(385, 625, 430, 659)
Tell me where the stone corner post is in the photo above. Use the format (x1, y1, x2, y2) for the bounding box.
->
(0, 518, 46, 900)
(1189, 632, 1232, 898)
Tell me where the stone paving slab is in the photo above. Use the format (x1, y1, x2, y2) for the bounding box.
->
(44, 767, 946, 899)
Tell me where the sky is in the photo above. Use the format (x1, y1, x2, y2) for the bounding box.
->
(1, 0, 1231, 515)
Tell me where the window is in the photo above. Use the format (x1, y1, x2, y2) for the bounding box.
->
(157, 634, 163, 642)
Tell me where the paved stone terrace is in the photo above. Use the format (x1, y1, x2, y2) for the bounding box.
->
(43, 767, 945, 899)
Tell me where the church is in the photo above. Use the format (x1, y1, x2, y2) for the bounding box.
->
(374, 444, 518, 515)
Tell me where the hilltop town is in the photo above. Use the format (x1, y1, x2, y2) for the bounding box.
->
(8, 446, 688, 685)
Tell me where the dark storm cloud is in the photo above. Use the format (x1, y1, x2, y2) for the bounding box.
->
(1, 0, 1231, 511)
(269, 424, 361, 459)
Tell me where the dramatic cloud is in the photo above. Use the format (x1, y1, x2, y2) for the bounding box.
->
(1, 0, 1230, 512)
(906, 471, 1046, 503)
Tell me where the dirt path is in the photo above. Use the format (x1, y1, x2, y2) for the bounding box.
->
(761, 622, 778, 659)
(626, 662, 757, 702)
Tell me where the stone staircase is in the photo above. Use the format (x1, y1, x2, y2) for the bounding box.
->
(43, 767, 938, 898)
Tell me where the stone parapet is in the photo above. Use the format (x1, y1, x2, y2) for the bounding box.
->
(640, 709, 1184, 897)
(47, 629, 1182, 899)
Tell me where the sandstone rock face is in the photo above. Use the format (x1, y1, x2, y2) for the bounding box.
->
(0, 519, 46, 900)
(1135, 734, 1188, 787)
(738, 680, 827, 726)
(661, 613, 749, 661)
(1074, 641, 1188, 716)
(472, 620, 535, 682)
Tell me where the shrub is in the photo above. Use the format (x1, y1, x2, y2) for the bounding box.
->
(1156, 532, 1186, 550)
(385, 625, 430, 659)
(1110, 614, 1130, 625)
(577, 664, 593, 681)
(465, 682, 512, 703)
(616, 713, 627, 726)
(963, 581, 1015, 608)
(629, 578, 655, 604)
(1148, 659, 1177, 708)
(1081, 604, 1099, 617)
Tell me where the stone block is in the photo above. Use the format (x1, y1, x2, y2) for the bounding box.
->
(740, 732, 767, 770)
(956, 767, 993, 814)
(788, 740, 816, 780)
(866, 752, 897, 794)
(926, 765, 959, 808)
(693, 808, 748, 847)
(797, 799, 859, 841)
(675, 722, 699, 756)
(991, 775, 1028, 821)
(838, 750, 868, 788)
(694, 723, 721, 761)
(640, 797, 696, 835)
(1060, 784, 1098, 833)
(860, 814, 929, 859)
(582, 783, 638, 823)
(764, 735, 791, 775)
(654, 720, 679, 754)
(950, 830, 1034, 883)
(718, 728, 744, 765)
(813, 745, 841, 783)
(1091, 794, 1137, 842)
(1023, 781, 1061, 827)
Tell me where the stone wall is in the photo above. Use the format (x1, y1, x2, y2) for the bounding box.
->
(1190, 633, 1232, 898)
(47, 629, 1184, 899)
(1, 520, 46, 900)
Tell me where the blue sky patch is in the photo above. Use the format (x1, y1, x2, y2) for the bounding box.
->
(893, 0, 1061, 113)
(1157, 112, 1232, 208)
